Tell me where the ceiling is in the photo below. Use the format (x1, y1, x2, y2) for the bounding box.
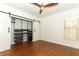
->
(5, 3, 79, 17)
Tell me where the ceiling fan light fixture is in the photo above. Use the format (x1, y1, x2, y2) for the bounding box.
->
(31, 3, 58, 14)
(41, 6, 44, 10)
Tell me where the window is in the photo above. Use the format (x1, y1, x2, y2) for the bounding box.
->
(64, 17, 78, 40)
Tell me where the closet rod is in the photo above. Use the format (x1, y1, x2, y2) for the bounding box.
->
(0, 11, 40, 23)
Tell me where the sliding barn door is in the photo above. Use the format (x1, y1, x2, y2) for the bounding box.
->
(0, 13, 11, 52)
(33, 22, 40, 41)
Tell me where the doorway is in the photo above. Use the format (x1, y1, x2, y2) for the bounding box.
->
(11, 17, 33, 44)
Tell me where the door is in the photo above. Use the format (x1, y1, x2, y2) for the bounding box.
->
(0, 13, 11, 52)
(33, 22, 40, 41)
(11, 17, 15, 44)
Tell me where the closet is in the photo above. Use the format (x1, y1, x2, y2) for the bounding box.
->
(11, 17, 33, 44)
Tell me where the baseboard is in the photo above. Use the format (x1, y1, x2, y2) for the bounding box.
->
(41, 39, 79, 49)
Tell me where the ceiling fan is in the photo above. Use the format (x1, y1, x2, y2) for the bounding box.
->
(31, 3, 58, 14)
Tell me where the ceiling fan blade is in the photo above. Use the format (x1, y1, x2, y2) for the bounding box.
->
(44, 3, 58, 8)
(31, 3, 41, 8)
(39, 9, 43, 14)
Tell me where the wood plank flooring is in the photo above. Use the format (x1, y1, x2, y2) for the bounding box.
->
(0, 40, 79, 56)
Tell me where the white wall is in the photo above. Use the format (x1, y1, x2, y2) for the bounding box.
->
(0, 13, 11, 52)
(0, 4, 40, 52)
(41, 7, 79, 49)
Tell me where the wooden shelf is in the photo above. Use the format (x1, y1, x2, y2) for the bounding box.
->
(14, 29, 32, 43)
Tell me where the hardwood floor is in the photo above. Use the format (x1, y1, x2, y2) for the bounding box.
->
(0, 40, 79, 56)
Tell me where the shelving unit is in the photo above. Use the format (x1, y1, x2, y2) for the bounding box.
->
(14, 29, 32, 43)
(11, 17, 33, 44)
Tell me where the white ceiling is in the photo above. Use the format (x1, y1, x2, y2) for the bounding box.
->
(5, 3, 79, 17)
